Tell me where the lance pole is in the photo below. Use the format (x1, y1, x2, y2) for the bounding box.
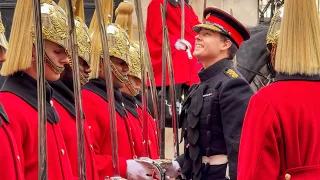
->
(93, 0, 121, 178)
(32, 0, 48, 179)
(64, 0, 87, 179)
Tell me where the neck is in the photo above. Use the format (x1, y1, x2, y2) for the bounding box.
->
(120, 85, 133, 96)
(201, 54, 229, 69)
(23, 67, 37, 80)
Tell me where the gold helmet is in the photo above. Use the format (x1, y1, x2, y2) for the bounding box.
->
(1, 0, 69, 76)
(89, 0, 131, 82)
(126, 41, 141, 96)
(275, 0, 320, 75)
(266, 6, 283, 67)
(59, 0, 91, 84)
(0, 12, 8, 51)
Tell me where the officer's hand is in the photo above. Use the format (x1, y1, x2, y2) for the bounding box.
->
(161, 160, 182, 178)
(126, 160, 154, 180)
(175, 39, 192, 51)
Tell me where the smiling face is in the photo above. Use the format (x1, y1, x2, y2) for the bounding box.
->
(193, 28, 231, 67)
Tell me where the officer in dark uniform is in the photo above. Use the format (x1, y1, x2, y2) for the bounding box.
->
(163, 7, 254, 180)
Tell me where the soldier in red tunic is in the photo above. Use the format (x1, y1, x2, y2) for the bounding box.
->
(115, 1, 159, 160)
(238, 0, 320, 179)
(0, 13, 24, 180)
(0, 0, 74, 179)
(48, 0, 99, 179)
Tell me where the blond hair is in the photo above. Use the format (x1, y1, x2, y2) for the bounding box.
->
(1, 0, 34, 76)
(59, 0, 85, 20)
(275, 0, 320, 75)
(115, 2, 134, 39)
(89, 0, 113, 79)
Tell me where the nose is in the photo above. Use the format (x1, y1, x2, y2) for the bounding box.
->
(195, 34, 201, 41)
(60, 52, 70, 66)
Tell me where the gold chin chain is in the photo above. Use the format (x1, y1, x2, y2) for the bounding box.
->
(80, 72, 89, 85)
(44, 53, 65, 74)
(110, 61, 128, 83)
(125, 80, 139, 96)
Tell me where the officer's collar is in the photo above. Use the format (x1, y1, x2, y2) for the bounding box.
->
(198, 58, 232, 82)
(0, 103, 9, 125)
(274, 73, 320, 82)
(168, 0, 191, 8)
(83, 78, 127, 118)
(122, 93, 139, 118)
(0, 71, 59, 124)
(49, 80, 76, 117)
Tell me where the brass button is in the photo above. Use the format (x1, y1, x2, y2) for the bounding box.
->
(132, 142, 135, 146)
(285, 173, 291, 180)
(122, 103, 125, 107)
(90, 145, 93, 150)
(61, 149, 65, 155)
(17, 155, 20, 161)
(50, 100, 53, 107)
(88, 126, 92, 130)
(155, 131, 158, 135)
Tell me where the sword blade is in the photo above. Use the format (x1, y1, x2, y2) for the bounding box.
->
(93, 0, 120, 176)
(64, 0, 87, 179)
(161, 3, 179, 158)
(32, 0, 47, 179)
(181, 0, 185, 40)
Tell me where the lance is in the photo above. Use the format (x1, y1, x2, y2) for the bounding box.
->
(203, 0, 207, 20)
(180, 0, 192, 59)
(133, 0, 160, 158)
(93, 0, 121, 178)
(32, 0, 48, 179)
(159, 0, 168, 159)
(64, 0, 87, 179)
(161, 3, 179, 158)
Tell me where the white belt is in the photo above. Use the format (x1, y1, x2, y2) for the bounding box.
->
(202, 155, 228, 165)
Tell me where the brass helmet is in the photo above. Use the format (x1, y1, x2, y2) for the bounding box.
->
(266, 6, 284, 66)
(102, 23, 131, 83)
(126, 41, 141, 96)
(35, 1, 69, 52)
(0, 12, 8, 50)
(1, 0, 69, 76)
(128, 41, 141, 80)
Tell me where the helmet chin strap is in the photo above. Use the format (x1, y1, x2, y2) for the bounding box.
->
(110, 61, 129, 83)
(44, 53, 65, 74)
(125, 80, 139, 96)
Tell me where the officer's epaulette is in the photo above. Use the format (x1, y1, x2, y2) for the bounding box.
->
(224, 68, 239, 79)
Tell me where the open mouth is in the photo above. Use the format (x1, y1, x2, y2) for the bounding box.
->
(195, 44, 204, 48)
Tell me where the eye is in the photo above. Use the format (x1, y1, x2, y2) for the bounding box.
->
(205, 32, 211, 36)
(54, 49, 62, 54)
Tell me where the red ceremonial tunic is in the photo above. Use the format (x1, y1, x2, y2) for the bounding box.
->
(50, 80, 99, 180)
(0, 72, 74, 180)
(122, 93, 159, 159)
(82, 78, 135, 180)
(146, 0, 202, 86)
(0, 104, 24, 180)
(238, 74, 320, 180)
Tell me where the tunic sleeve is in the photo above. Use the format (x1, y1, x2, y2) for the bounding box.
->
(219, 78, 253, 179)
(237, 94, 281, 180)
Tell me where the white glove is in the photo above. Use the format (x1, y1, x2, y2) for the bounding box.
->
(161, 160, 182, 178)
(126, 160, 153, 180)
(175, 39, 192, 51)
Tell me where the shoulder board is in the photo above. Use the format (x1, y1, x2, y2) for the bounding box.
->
(224, 69, 239, 79)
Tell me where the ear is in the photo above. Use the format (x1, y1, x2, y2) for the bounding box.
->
(221, 40, 232, 51)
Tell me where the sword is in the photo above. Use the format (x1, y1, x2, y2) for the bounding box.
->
(64, 0, 87, 179)
(32, 0, 48, 179)
(161, 4, 179, 158)
(133, 0, 160, 158)
(159, 0, 168, 159)
(93, 0, 121, 178)
(180, 0, 192, 59)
